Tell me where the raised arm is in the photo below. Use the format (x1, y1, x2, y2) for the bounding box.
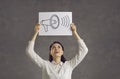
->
(31, 24, 40, 41)
(71, 23, 80, 40)
(26, 24, 45, 68)
(68, 23, 88, 69)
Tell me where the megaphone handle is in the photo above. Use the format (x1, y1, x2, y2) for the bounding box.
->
(43, 25, 48, 32)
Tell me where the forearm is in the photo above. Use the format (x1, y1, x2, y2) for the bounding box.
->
(31, 32, 38, 42)
(73, 31, 80, 40)
(26, 24, 44, 68)
(71, 23, 80, 40)
(74, 31, 88, 53)
(26, 26, 39, 61)
(73, 30, 88, 54)
(31, 23, 40, 41)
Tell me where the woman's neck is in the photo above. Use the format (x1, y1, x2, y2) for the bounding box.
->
(53, 57, 61, 64)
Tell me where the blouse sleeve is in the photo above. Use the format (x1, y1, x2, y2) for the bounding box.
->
(26, 41, 45, 68)
(68, 39, 88, 70)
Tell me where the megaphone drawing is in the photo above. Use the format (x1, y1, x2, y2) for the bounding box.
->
(40, 14, 60, 32)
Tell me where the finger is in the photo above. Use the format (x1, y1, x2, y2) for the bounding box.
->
(37, 24, 40, 26)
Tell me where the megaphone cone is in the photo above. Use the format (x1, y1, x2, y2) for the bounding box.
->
(40, 14, 60, 32)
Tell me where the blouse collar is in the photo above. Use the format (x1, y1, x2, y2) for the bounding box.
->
(51, 61, 63, 66)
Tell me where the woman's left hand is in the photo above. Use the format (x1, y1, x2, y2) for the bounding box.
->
(71, 23, 80, 40)
(71, 23, 77, 33)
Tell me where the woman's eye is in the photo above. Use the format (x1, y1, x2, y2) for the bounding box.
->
(58, 46, 61, 48)
(52, 46, 55, 49)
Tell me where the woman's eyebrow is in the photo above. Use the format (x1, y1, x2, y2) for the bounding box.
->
(52, 44, 61, 48)
(52, 46, 55, 48)
(58, 45, 61, 47)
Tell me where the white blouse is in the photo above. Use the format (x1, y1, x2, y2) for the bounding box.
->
(51, 61, 63, 73)
(26, 39, 88, 79)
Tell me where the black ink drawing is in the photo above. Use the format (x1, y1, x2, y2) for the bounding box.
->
(40, 14, 60, 32)
(61, 15, 70, 28)
(40, 14, 70, 32)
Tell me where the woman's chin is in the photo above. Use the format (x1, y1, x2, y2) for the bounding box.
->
(54, 54, 61, 57)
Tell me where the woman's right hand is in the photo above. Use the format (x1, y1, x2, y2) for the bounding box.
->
(31, 24, 40, 41)
(34, 24, 40, 34)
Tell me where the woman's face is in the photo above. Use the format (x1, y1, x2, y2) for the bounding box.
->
(50, 43, 63, 58)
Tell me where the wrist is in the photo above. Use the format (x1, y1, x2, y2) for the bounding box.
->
(73, 31, 80, 40)
(34, 31, 39, 35)
(33, 32, 38, 38)
(73, 31, 77, 35)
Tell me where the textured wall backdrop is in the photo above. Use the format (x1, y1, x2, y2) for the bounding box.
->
(0, 0, 120, 79)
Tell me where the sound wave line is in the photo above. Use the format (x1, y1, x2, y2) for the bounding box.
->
(61, 15, 70, 28)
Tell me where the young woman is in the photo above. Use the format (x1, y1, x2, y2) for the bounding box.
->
(26, 23, 88, 79)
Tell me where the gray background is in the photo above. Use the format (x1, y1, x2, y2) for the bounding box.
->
(0, 0, 120, 79)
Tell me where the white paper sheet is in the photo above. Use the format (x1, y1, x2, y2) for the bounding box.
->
(38, 12, 72, 36)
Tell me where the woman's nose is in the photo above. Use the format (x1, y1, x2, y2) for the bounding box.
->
(55, 47, 58, 50)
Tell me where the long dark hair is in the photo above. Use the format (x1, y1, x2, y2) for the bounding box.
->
(49, 41, 66, 63)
